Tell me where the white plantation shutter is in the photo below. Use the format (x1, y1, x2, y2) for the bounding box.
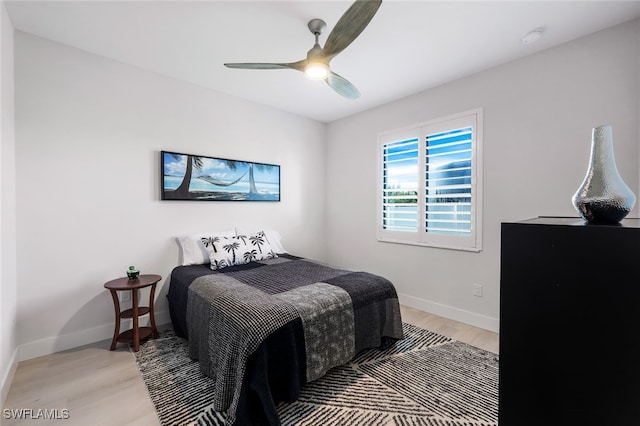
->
(425, 126, 473, 235)
(382, 137, 419, 232)
(377, 110, 483, 251)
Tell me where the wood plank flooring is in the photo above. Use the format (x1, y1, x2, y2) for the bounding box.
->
(3, 306, 498, 425)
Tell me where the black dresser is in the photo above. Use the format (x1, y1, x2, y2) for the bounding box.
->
(499, 217, 640, 425)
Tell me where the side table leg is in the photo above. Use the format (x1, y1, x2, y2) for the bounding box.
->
(149, 283, 159, 338)
(132, 288, 140, 352)
(109, 290, 121, 351)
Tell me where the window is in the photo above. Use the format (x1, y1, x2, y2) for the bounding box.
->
(377, 109, 483, 251)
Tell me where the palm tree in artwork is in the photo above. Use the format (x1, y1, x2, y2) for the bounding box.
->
(223, 241, 241, 264)
(250, 233, 266, 254)
(248, 163, 266, 194)
(166, 154, 204, 199)
(218, 161, 270, 196)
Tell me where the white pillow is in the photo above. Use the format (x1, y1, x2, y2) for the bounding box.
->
(176, 230, 236, 266)
(235, 227, 287, 254)
(203, 232, 278, 270)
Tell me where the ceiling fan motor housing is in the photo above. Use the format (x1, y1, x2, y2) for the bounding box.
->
(308, 19, 327, 36)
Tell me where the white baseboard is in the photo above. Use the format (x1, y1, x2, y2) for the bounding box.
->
(1, 347, 18, 407)
(17, 310, 172, 362)
(398, 293, 499, 333)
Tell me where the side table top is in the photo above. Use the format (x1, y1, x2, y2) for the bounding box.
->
(104, 274, 162, 290)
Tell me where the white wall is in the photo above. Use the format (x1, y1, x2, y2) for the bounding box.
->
(325, 19, 640, 332)
(1, 0, 18, 405)
(14, 32, 327, 360)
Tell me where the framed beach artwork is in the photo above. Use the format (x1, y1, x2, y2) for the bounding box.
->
(161, 151, 280, 201)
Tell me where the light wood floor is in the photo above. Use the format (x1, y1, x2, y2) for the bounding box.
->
(3, 306, 498, 425)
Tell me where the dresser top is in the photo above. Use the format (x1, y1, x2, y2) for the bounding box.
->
(512, 216, 640, 229)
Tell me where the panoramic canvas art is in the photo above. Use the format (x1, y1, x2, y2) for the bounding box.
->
(161, 151, 280, 201)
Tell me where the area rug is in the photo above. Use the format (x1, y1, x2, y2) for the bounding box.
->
(134, 323, 498, 426)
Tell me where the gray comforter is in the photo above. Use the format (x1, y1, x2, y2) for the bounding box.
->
(179, 256, 404, 425)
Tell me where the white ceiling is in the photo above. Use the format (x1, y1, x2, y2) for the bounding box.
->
(6, 1, 640, 123)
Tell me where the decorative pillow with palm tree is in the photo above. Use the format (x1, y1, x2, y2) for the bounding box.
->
(202, 231, 278, 270)
(178, 229, 236, 266)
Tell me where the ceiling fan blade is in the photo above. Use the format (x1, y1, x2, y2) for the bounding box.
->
(224, 61, 305, 71)
(326, 71, 361, 99)
(322, 0, 382, 61)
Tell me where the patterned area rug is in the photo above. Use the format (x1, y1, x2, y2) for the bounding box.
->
(134, 323, 498, 426)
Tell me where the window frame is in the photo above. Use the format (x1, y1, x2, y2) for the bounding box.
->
(376, 109, 483, 252)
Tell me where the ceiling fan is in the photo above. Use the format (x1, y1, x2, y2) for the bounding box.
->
(224, 0, 382, 100)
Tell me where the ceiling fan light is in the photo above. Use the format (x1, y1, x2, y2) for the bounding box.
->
(304, 62, 329, 80)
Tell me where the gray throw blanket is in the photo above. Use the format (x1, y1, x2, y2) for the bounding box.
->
(185, 257, 403, 425)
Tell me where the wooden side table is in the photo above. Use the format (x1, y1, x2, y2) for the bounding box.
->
(104, 274, 161, 352)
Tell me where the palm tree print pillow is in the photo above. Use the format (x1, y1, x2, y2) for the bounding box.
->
(202, 231, 278, 270)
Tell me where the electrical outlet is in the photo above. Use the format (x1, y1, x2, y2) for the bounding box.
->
(120, 291, 131, 302)
(473, 283, 483, 297)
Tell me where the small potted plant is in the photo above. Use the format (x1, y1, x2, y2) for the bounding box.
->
(127, 265, 140, 279)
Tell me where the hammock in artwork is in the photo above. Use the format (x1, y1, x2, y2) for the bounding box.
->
(197, 170, 248, 187)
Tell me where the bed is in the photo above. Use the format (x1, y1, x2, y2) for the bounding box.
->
(167, 230, 404, 425)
